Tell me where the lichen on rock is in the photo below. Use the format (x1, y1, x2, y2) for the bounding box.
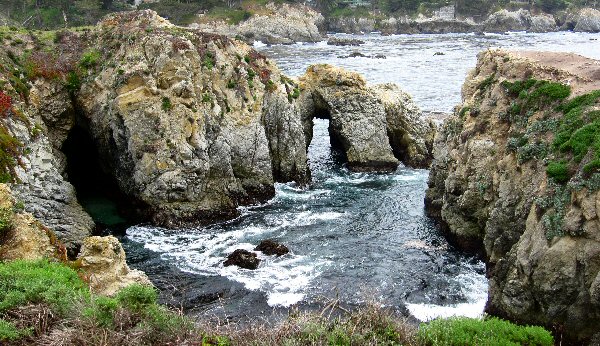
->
(426, 49, 600, 342)
(77, 235, 153, 296)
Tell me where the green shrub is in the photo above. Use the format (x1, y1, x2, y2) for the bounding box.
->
(546, 161, 570, 183)
(79, 49, 101, 69)
(226, 80, 236, 89)
(0, 260, 89, 316)
(418, 317, 553, 346)
(161, 97, 172, 111)
(202, 93, 212, 103)
(84, 296, 119, 328)
(202, 53, 215, 70)
(0, 206, 13, 234)
(0, 319, 30, 342)
(116, 284, 158, 312)
(65, 71, 81, 92)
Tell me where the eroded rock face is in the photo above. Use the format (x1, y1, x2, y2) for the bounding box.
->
(300, 64, 398, 172)
(480, 9, 558, 33)
(77, 11, 305, 227)
(573, 8, 600, 32)
(0, 48, 94, 252)
(0, 184, 64, 261)
(192, 3, 324, 45)
(372, 83, 435, 168)
(77, 236, 153, 296)
(426, 49, 600, 342)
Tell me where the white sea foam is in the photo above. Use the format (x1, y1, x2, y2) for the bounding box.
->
(127, 214, 335, 307)
(406, 263, 488, 322)
(253, 41, 267, 48)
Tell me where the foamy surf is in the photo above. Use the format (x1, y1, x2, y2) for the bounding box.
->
(406, 263, 488, 322)
(126, 210, 340, 307)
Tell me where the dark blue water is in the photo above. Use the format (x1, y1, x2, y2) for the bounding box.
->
(122, 31, 599, 322)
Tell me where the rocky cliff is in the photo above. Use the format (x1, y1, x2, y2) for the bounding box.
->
(426, 49, 600, 342)
(0, 11, 433, 245)
(192, 3, 324, 45)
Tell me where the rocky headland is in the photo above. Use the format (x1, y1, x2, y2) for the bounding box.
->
(426, 49, 600, 343)
(0, 10, 433, 252)
(191, 3, 325, 45)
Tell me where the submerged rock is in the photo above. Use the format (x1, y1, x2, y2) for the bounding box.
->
(327, 37, 365, 46)
(224, 249, 261, 269)
(77, 236, 153, 296)
(255, 239, 289, 256)
(426, 49, 600, 342)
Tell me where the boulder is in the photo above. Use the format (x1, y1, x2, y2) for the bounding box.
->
(255, 239, 289, 256)
(0, 184, 65, 261)
(77, 236, 153, 296)
(223, 249, 260, 269)
(574, 8, 600, 33)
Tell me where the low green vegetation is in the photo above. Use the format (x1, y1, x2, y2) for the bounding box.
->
(0, 260, 205, 345)
(79, 49, 101, 70)
(418, 316, 553, 346)
(161, 97, 172, 111)
(0, 259, 556, 345)
(500, 77, 600, 239)
(0, 206, 12, 235)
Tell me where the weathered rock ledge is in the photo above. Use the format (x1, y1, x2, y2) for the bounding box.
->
(426, 49, 600, 342)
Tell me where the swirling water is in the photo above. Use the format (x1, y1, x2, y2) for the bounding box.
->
(122, 31, 600, 322)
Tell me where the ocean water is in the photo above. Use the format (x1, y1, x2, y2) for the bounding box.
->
(122, 31, 599, 322)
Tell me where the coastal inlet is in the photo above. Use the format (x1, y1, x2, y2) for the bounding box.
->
(122, 30, 598, 322)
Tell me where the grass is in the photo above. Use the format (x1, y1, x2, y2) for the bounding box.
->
(417, 317, 553, 346)
(0, 259, 557, 345)
(0, 260, 199, 345)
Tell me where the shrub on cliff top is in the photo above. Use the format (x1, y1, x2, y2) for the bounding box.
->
(0, 206, 13, 235)
(417, 316, 553, 346)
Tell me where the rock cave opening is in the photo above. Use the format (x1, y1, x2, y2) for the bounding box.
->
(62, 123, 135, 232)
(310, 105, 348, 166)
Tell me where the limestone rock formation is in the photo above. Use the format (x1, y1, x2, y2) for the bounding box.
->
(573, 8, 600, 32)
(372, 84, 435, 168)
(300, 64, 399, 172)
(0, 184, 64, 261)
(192, 3, 324, 44)
(77, 236, 153, 296)
(426, 49, 600, 342)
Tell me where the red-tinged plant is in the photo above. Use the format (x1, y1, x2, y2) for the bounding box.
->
(0, 91, 12, 117)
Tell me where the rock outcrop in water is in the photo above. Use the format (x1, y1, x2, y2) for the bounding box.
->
(224, 249, 260, 269)
(426, 49, 600, 342)
(192, 3, 324, 45)
(0, 10, 433, 246)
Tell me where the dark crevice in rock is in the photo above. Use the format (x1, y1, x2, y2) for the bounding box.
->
(61, 114, 145, 233)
